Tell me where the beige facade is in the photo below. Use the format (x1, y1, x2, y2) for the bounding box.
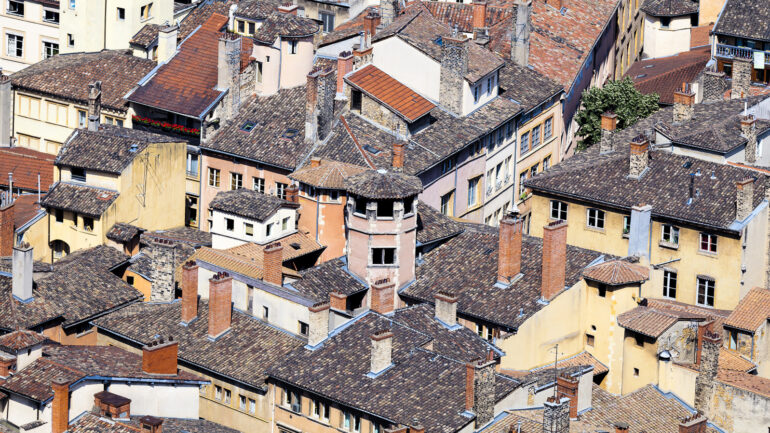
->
(0, 0, 59, 73)
(615, 0, 644, 77)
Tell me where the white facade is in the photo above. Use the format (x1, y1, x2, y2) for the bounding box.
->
(372, 37, 441, 102)
(0, 0, 59, 73)
(210, 206, 298, 249)
(642, 15, 693, 59)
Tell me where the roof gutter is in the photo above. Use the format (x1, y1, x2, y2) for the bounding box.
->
(201, 146, 296, 172)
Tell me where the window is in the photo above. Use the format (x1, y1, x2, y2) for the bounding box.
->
(587, 208, 605, 229)
(319, 11, 334, 32)
(252, 177, 264, 193)
(622, 215, 630, 236)
(531, 125, 541, 149)
(140, 3, 152, 19)
(543, 155, 551, 171)
(249, 398, 256, 414)
(519, 172, 527, 195)
(230, 172, 243, 190)
(373, 200, 392, 219)
(372, 423, 381, 433)
(544, 117, 553, 140)
(42, 41, 58, 59)
(237, 20, 245, 33)
(83, 217, 93, 232)
(473, 85, 480, 103)
(282, 217, 289, 231)
(468, 176, 480, 207)
(263, 306, 269, 320)
(353, 415, 361, 433)
(697, 277, 715, 307)
(633, 368, 639, 377)
(586, 333, 595, 347)
(550, 200, 567, 220)
(440, 190, 454, 216)
(288, 40, 298, 54)
(343, 412, 351, 430)
(225, 218, 234, 231)
(660, 17, 670, 28)
(223, 389, 231, 404)
(7, 34, 22, 58)
(372, 247, 396, 265)
(520, 131, 530, 154)
(298, 321, 309, 336)
(69, 0, 75, 8)
(117, 7, 125, 20)
(71, 167, 86, 182)
(215, 386, 222, 400)
(256, 61, 263, 83)
(598, 284, 606, 297)
(239, 395, 247, 411)
(663, 270, 677, 299)
(266, 223, 272, 237)
(287, 390, 300, 412)
(276, 182, 287, 200)
(43, 9, 59, 23)
(208, 168, 220, 187)
(661, 224, 679, 245)
(505, 120, 515, 140)
(67, 34, 74, 47)
(635, 335, 644, 347)
(186, 153, 199, 176)
(354, 198, 367, 215)
(7, 0, 23, 15)
(329, 190, 340, 202)
(244, 223, 253, 236)
(248, 22, 255, 35)
(18, 94, 40, 118)
(699, 232, 717, 253)
(441, 158, 455, 174)
(55, 209, 63, 223)
(530, 164, 538, 178)
(186, 195, 198, 227)
(486, 76, 493, 93)
(47, 102, 68, 126)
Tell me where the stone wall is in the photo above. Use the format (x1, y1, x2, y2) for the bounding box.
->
(731, 58, 752, 100)
(694, 332, 721, 413)
(149, 240, 177, 301)
(361, 93, 408, 136)
(438, 37, 468, 116)
(542, 397, 570, 433)
(473, 361, 496, 427)
(701, 71, 727, 102)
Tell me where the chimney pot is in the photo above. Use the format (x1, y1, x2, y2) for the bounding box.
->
(51, 377, 70, 433)
(679, 413, 708, 433)
(392, 142, 406, 169)
(308, 302, 330, 346)
(497, 216, 523, 284)
(541, 220, 567, 301)
(614, 422, 629, 433)
(142, 337, 178, 375)
(181, 261, 198, 324)
(364, 12, 381, 37)
(310, 157, 322, 168)
(673, 83, 695, 123)
(434, 291, 458, 326)
(336, 51, 354, 94)
(208, 273, 233, 339)
(330, 291, 347, 311)
(628, 135, 650, 179)
(370, 329, 393, 374)
(0, 201, 14, 257)
(263, 242, 284, 286)
(370, 278, 396, 314)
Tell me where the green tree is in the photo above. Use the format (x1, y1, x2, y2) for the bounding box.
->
(575, 78, 660, 151)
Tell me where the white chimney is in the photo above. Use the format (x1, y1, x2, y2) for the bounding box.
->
(156, 24, 179, 64)
(12, 242, 33, 302)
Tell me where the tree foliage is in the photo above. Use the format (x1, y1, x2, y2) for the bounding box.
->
(575, 78, 660, 151)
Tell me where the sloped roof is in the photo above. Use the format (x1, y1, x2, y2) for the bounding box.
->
(130, 23, 162, 48)
(345, 65, 436, 122)
(625, 46, 711, 105)
(724, 287, 770, 332)
(0, 147, 55, 192)
(0, 330, 48, 353)
(106, 223, 143, 243)
(252, 12, 319, 44)
(640, 0, 699, 17)
(712, 0, 770, 42)
(209, 189, 298, 222)
(289, 159, 368, 189)
(583, 260, 649, 286)
(344, 169, 424, 199)
(530, 350, 609, 375)
(618, 298, 730, 338)
(40, 182, 119, 217)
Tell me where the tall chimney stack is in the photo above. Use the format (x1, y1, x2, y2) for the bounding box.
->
(156, 24, 179, 64)
(541, 220, 567, 301)
(363, 12, 380, 37)
(378, 0, 398, 29)
(556, 373, 579, 420)
(370, 278, 396, 314)
(216, 34, 242, 122)
(0, 200, 14, 256)
(263, 243, 284, 286)
(87, 81, 102, 131)
(12, 242, 33, 302)
(370, 330, 393, 374)
(434, 291, 458, 326)
(305, 68, 336, 143)
(439, 35, 469, 116)
(731, 57, 752, 100)
(392, 142, 405, 169)
(673, 83, 695, 123)
(472, 1, 487, 30)
(285, 185, 298, 204)
(736, 178, 755, 221)
(702, 70, 727, 102)
(599, 112, 617, 154)
(694, 330, 721, 413)
(307, 302, 330, 347)
(542, 396, 570, 433)
(741, 114, 757, 163)
(628, 135, 650, 179)
(336, 51, 353, 95)
(511, 0, 531, 67)
(473, 360, 496, 427)
(181, 261, 199, 325)
(51, 378, 70, 433)
(497, 215, 523, 284)
(208, 272, 233, 340)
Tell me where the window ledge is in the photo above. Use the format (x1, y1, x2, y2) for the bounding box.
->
(659, 241, 679, 250)
(697, 250, 718, 259)
(622, 232, 630, 239)
(586, 226, 606, 233)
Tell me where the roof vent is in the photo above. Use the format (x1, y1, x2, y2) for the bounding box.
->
(290, 242, 301, 250)
(683, 161, 692, 169)
(433, 36, 443, 46)
(559, 6, 567, 15)
(635, 74, 647, 79)
(644, 64, 655, 69)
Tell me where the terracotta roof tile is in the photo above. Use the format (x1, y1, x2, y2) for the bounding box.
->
(346, 65, 436, 122)
(718, 369, 770, 398)
(209, 189, 298, 222)
(625, 46, 711, 105)
(69, 412, 240, 433)
(289, 159, 368, 189)
(690, 24, 712, 48)
(724, 287, 770, 332)
(718, 348, 756, 372)
(252, 12, 319, 44)
(583, 260, 649, 286)
(130, 23, 162, 48)
(0, 147, 55, 192)
(9, 194, 43, 230)
(530, 351, 609, 375)
(40, 182, 119, 217)
(0, 330, 48, 353)
(618, 298, 729, 338)
(106, 223, 143, 243)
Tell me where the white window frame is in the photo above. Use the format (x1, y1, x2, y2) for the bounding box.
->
(696, 277, 715, 307)
(661, 224, 680, 245)
(586, 208, 605, 229)
(699, 232, 717, 253)
(549, 200, 567, 220)
(663, 270, 677, 299)
(6, 33, 23, 58)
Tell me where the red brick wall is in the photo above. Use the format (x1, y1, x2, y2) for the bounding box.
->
(182, 263, 199, 323)
(51, 379, 70, 433)
(370, 280, 395, 314)
(263, 243, 284, 286)
(541, 221, 567, 300)
(556, 374, 578, 419)
(142, 341, 179, 375)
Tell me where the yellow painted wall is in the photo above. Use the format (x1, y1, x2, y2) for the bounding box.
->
(699, 0, 727, 25)
(620, 331, 659, 394)
(18, 214, 51, 262)
(516, 102, 562, 213)
(123, 270, 152, 301)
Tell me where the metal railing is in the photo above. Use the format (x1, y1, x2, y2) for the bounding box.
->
(715, 43, 770, 65)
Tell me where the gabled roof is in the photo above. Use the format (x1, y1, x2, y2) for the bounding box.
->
(209, 189, 298, 222)
(233, 0, 279, 20)
(0, 330, 48, 353)
(130, 23, 162, 48)
(127, 14, 252, 119)
(345, 65, 436, 122)
(415, 204, 465, 245)
(530, 351, 609, 375)
(497, 61, 563, 112)
(0, 147, 55, 192)
(289, 159, 368, 189)
(106, 223, 143, 243)
(618, 298, 730, 338)
(625, 46, 711, 105)
(724, 287, 770, 333)
(40, 182, 119, 217)
(583, 260, 649, 286)
(252, 12, 319, 44)
(68, 412, 240, 433)
(640, 0, 699, 17)
(10, 50, 155, 113)
(712, 0, 770, 42)
(9, 194, 44, 232)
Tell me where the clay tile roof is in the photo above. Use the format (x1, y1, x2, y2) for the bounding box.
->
(106, 223, 143, 243)
(10, 51, 155, 113)
(128, 14, 252, 119)
(289, 159, 368, 189)
(252, 12, 319, 45)
(0, 147, 55, 192)
(10, 194, 43, 230)
(130, 23, 162, 48)
(0, 330, 47, 353)
(718, 368, 770, 398)
(68, 412, 241, 433)
(344, 169, 423, 199)
(233, 0, 279, 20)
(40, 182, 119, 217)
(415, 204, 464, 245)
(345, 65, 436, 122)
(625, 46, 711, 105)
(178, 0, 236, 41)
(618, 298, 729, 338)
(719, 348, 756, 372)
(724, 287, 770, 333)
(209, 189, 298, 222)
(712, 0, 770, 42)
(582, 260, 649, 286)
(530, 351, 609, 375)
(640, 0, 699, 17)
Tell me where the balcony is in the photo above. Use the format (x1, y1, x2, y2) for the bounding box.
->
(715, 44, 770, 65)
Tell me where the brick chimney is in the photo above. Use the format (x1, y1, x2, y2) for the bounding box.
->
(702, 70, 727, 102)
(285, 184, 298, 204)
(741, 114, 757, 163)
(181, 261, 198, 325)
(51, 377, 70, 433)
(216, 34, 242, 122)
(142, 336, 178, 375)
(157, 24, 178, 64)
(541, 221, 567, 301)
(0, 201, 14, 257)
(673, 83, 695, 123)
(472, 1, 487, 30)
(736, 178, 755, 221)
(556, 373, 579, 420)
(434, 291, 458, 326)
(392, 142, 405, 169)
(694, 330, 721, 413)
(370, 330, 393, 374)
(140, 415, 164, 433)
(497, 215, 523, 284)
(614, 422, 629, 433)
(472, 360, 496, 427)
(679, 413, 708, 433)
(0, 356, 15, 378)
(511, 0, 531, 67)
(310, 157, 321, 168)
(439, 35, 469, 116)
(599, 111, 617, 154)
(542, 396, 570, 433)
(337, 51, 353, 94)
(731, 58, 752, 100)
(364, 12, 380, 37)
(94, 390, 131, 419)
(12, 242, 33, 302)
(305, 68, 336, 143)
(465, 363, 475, 412)
(370, 278, 395, 314)
(208, 272, 233, 340)
(308, 302, 330, 347)
(330, 291, 347, 311)
(263, 242, 283, 286)
(628, 135, 649, 179)
(88, 81, 102, 131)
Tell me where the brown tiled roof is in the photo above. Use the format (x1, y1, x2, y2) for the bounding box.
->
(724, 287, 770, 332)
(57, 125, 179, 174)
(0, 147, 55, 192)
(183, 241, 315, 281)
(524, 148, 768, 233)
(233, 0, 278, 20)
(718, 369, 770, 398)
(142, 226, 212, 247)
(130, 23, 162, 48)
(289, 159, 368, 189)
(625, 46, 711, 105)
(416, 204, 464, 245)
(618, 298, 729, 338)
(640, 0, 699, 17)
(422, 1, 512, 33)
(40, 182, 119, 217)
(10, 51, 155, 113)
(127, 14, 250, 118)
(69, 412, 240, 433)
(10, 194, 44, 230)
(267, 312, 518, 433)
(0, 330, 47, 353)
(344, 169, 423, 199)
(0, 345, 203, 402)
(582, 260, 649, 286)
(691, 24, 711, 48)
(252, 12, 319, 44)
(530, 351, 609, 375)
(373, 6, 505, 84)
(209, 189, 298, 222)
(402, 223, 604, 329)
(288, 258, 368, 302)
(719, 348, 756, 372)
(94, 300, 304, 388)
(497, 61, 563, 112)
(106, 223, 143, 243)
(712, 0, 770, 42)
(178, 0, 236, 40)
(319, 6, 377, 46)
(346, 65, 436, 122)
(202, 88, 312, 170)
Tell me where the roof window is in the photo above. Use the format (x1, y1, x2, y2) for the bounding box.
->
(241, 121, 257, 132)
(282, 128, 299, 139)
(363, 145, 381, 155)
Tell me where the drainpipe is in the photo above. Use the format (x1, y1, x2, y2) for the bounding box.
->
(315, 194, 320, 242)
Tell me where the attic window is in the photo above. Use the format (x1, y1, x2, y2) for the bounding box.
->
(241, 121, 257, 132)
(635, 74, 647, 79)
(559, 6, 567, 15)
(282, 128, 299, 139)
(683, 161, 693, 169)
(290, 242, 301, 250)
(363, 145, 381, 155)
(129, 144, 139, 153)
(433, 36, 443, 46)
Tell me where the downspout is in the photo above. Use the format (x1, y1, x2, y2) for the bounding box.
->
(315, 195, 320, 242)
(452, 163, 458, 217)
(103, 0, 108, 50)
(276, 37, 283, 90)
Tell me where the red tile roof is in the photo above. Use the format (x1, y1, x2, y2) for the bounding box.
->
(345, 65, 436, 122)
(625, 46, 711, 105)
(691, 24, 712, 48)
(582, 260, 649, 286)
(128, 14, 252, 118)
(724, 287, 770, 333)
(0, 147, 55, 192)
(0, 330, 47, 353)
(11, 194, 43, 230)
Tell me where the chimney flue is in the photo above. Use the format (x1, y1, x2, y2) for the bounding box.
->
(599, 112, 617, 154)
(285, 185, 298, 204)
(439, 35, 469, 116)
(308, 302, 330, 347)
(310, 157, 322, 168)
(12, 242, 33, 302)
(541, 220, 567, 301)
(497, 215, 523, 284)
(679, 413, 708, 433)
(731, 58, 752, 100)
(370, 330, 393, 374)
(87, 81, 102, 131)
(628, 135, 650, 179)
(392, 142, 405, 169)
(181, 261, 198, 325)
(370, 278, 396, 314)
(263, 243, 284, 286)
(336, 51, 353, 95)
(694, 330, 722, 413)
(156, 24, 179, 64)
(556, 373, 579, 420)
(216, 35, 242, 122)
(305, 68, 336, 143)
(472, 1, 487, 30)
(702, 70, 727, 102)
(741, 114, 757, 163)
(511, 0, 531, 67)
(434, 291, 458, 326)
(543, 396, 570, 433)
(142, 337, 178, 375)
(673, 83, 695, 123)
(363, 12, 381, 37)
(51, 377, 70, 433)
(208, 272, 233, 340)
(473, 360, 496, 427)
(736, 177, 755, 221)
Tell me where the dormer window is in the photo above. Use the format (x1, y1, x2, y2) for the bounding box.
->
(71, 167, 86, 182)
